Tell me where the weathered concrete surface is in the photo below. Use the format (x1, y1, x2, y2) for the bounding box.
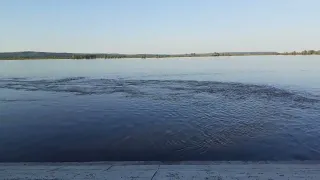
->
(1, 161, 320, 180)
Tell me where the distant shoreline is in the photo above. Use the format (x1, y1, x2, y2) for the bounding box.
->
(1, 55, 320, 61)
(0, 50, 319, 60)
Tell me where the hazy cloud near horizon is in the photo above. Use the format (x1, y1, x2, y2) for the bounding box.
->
(0, 0, 319, 54)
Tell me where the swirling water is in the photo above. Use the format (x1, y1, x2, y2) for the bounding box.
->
(0, 56, 320, 162)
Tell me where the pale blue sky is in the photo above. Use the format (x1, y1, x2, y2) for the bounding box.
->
(0, 0, 319, 54)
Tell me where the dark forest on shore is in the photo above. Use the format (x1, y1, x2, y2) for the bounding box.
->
(0, 50, 319, 60)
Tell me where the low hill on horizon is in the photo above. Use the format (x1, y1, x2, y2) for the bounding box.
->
(0, 51, 280, 59)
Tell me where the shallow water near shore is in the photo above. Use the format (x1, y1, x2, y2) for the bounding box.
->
(0, 56, 320, 162)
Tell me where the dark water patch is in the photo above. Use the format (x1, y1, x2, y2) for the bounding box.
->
(0, 78, 319, 103)
(0, 99, 39, 103)
(0, 77, 320, 162)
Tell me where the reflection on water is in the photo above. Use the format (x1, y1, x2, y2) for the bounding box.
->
(1, 76, 320, 162)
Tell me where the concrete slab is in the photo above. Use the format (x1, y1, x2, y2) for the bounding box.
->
(1, 162, 320, 180)
(109, 165, 159, 171)
(153, 170, 212, 180)
(104, 170, 157, 180)
(159, 165, 210, 171)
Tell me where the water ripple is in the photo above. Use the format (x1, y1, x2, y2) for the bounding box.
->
(0, 78, 319, 104)
(1, 77, 320, 162)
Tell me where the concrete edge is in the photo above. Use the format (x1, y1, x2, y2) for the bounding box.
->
(1, 161, 320, 166)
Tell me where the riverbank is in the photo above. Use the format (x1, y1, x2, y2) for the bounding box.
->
(1, 51, 319, 60)
(1, 54, 320, 61)
(1, 161, 320, 179)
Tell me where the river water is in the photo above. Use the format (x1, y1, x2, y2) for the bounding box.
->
(0, 56, 320, 162)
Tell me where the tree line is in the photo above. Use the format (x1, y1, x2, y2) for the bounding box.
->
(1, 50, 320, 60)
(280, 50, 320, 55)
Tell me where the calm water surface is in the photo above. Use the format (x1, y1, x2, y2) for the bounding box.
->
(0, 56, 320, 162)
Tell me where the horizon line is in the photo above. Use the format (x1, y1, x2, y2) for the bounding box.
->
(2, 50, 316, 55)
